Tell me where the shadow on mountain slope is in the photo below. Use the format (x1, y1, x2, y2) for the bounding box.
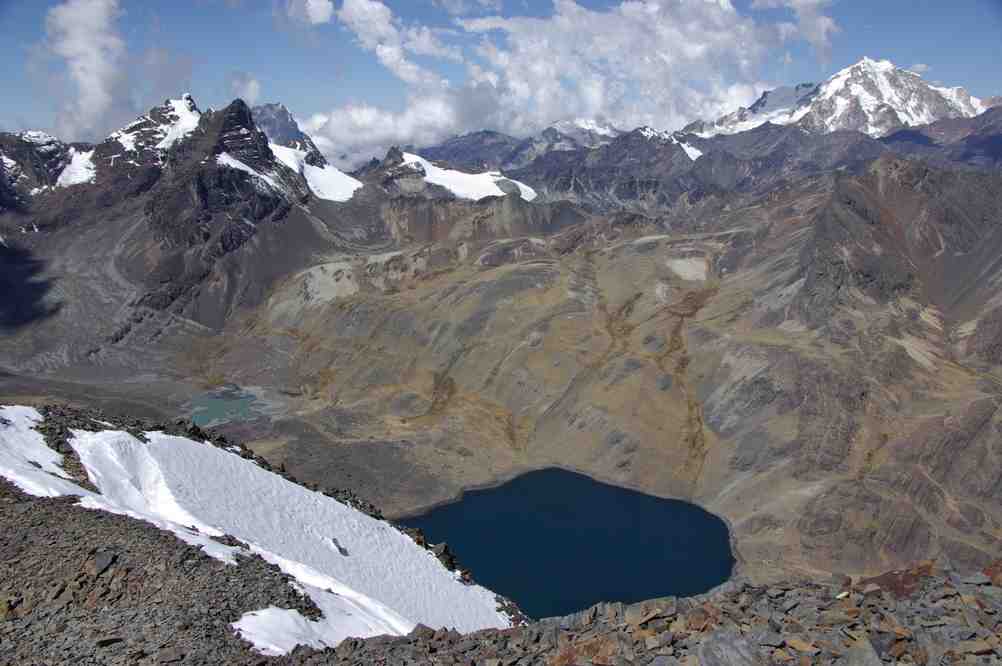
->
(0, 244, 61, 330)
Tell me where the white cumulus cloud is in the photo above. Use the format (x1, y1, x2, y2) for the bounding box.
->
(751, 0, 838, 63)
(34, 0, 195, 141)
(45, 0, 128, 141)
(335, 0, 459, 87)
(909, 63, 930, 75)
(434, 0, 503, 15)
(227, 71, 262, 105)
(303, 0, 839, 168)
(285, 0, 335, 25)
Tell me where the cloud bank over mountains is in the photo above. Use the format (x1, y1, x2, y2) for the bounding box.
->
(37, 0, 841, 167)
(299, 0, 840, 167)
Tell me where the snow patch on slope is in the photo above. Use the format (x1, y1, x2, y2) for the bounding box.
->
(1, 154, 23, 183)
(0, 406, 511, 655)
(56, 148, 96, 187)
(402, 153, 536, 201)
(270, 144, 362, 202)
(0, 406, 78, 496)
(110, 129, 137, 152)
(679, 142, 703, 160)
(217, 153, 280, 191)
(156, 95, 202, 149)
(636, 128, 702, 160)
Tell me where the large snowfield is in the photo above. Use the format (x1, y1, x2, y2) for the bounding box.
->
(0, 406, 511, 655)
(402, 152, 537, 201)
(270, 143, 363, 202)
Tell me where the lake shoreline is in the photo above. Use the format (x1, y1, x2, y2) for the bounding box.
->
(387, 461, 747, 593)
(397, 466, 738, 618)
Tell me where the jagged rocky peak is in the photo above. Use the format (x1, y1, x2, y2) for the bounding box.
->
(692, 57, 986, 139)
(251, 102, 326, 166)
(213, 99, 273, 166)
(0, 130, 79, 197)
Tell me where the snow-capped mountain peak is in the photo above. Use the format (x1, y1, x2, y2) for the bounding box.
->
(108, 94, 202, 160)
(544, 118, 624, 150)
(691, 57, 985, 139)
(804, 57, 984, 135)
(550, 118, 621, 139)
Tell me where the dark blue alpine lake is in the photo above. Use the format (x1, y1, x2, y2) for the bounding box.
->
(400, 468, 735, 619)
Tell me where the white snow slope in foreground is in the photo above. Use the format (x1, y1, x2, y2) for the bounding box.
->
(0, 406, 511, 655)
(56, 148, 97, 187)
(270, 144, 363, 202)
(402, 153, 537, 201)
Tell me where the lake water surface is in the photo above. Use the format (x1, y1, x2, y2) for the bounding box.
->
(188, 385, 269, 428)
(400, 468, 735, 619)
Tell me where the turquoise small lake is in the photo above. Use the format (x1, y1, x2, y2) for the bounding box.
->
(188, 385, 265, 428)
(401, 468, 735, 619)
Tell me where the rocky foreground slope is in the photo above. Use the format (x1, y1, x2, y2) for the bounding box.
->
(0, 404, 515, 661)
(2, 405, 1001, 665)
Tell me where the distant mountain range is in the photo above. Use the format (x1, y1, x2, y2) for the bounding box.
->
(415, 57, 989, 174)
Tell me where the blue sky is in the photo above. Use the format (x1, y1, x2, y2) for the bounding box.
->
(2, 0, 1000, 163)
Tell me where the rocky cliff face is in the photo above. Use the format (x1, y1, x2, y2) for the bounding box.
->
(252, 102, 328, 166)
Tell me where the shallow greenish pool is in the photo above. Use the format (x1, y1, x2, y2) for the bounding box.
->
(188, 385, 262, 427)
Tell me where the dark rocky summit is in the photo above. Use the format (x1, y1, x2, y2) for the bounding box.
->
(252, 103, 325, 161)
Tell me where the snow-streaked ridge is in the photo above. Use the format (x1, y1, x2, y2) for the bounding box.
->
(635, 127, 702, 160)
(402, 153, 536, 201)
(0, 406, 512, 655)
(216, 153, 281, 192)
(270, 143, 362, 202)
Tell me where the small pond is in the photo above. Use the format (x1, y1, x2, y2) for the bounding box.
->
(401, 468, 734, 619)
(188, 384, 271, 428)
